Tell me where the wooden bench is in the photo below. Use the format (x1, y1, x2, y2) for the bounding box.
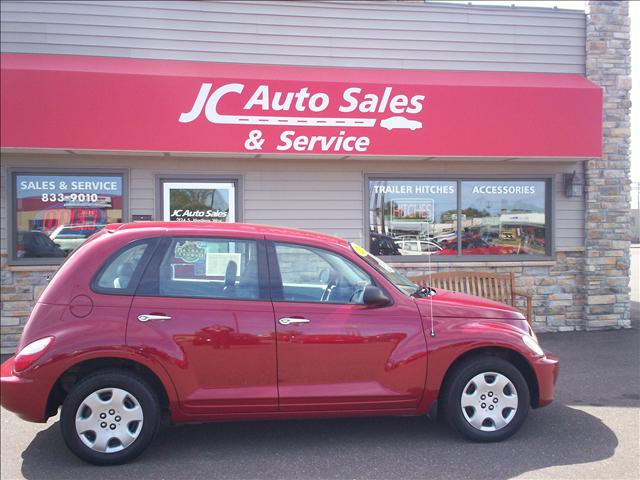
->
(408, 271, 533, 324)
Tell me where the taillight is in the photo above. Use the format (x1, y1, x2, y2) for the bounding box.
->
(13, 336, 54, 373)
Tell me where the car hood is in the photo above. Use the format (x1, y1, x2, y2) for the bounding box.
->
(415, 289, 526, 322)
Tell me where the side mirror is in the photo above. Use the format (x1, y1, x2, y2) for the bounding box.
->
(363, 285, 391, 307)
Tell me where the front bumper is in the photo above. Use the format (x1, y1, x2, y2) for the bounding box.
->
(0, 356, 49, 422)
(532, 353, 560, 408)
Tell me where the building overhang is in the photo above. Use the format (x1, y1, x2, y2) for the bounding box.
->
(1, 53, 603, 158)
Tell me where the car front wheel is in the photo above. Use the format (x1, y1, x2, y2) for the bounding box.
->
(443, 356, 530, 442)
(60, 370, 161, 465)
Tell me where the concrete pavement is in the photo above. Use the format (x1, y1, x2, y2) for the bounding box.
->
(1, 320, 639, 479)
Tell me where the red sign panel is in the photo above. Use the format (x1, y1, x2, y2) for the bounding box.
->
(1, 54, 602, 157)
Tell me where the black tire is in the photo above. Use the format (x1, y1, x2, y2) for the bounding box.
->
(442, 356, 530, 442)
(60, 370, 161, 465)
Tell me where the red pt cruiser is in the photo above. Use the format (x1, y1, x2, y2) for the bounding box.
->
(0, 223, 559, 465)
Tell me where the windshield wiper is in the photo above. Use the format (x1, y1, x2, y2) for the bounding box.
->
(411, 285, 436, 298)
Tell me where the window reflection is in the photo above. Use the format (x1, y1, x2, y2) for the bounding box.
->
(14, 174, 123, 259)
(459, 181, 547, 256)
(369, 180, 457, 256)
(368, 179, 548, 257)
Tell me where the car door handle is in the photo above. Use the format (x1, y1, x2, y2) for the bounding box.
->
(137, 314, 172, 322)
(278, 317, 310, 326)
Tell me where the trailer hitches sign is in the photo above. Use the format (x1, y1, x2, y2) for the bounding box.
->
(0, 54, 603, 157)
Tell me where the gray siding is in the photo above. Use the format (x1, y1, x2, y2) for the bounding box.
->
(1, 0, 586, 73)
(0, 155, 585, 252)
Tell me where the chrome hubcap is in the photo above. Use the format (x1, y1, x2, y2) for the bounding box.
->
(75, 387, 144, 453)
(461, 372, 518, 432)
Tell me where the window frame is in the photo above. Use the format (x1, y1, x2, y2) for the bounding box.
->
(156, 175, 243, 223)
(364, 174, 554, 262)
(135, 236, 270, 302)
(266, 240, 389, 305)
(7, 168, 129, 266)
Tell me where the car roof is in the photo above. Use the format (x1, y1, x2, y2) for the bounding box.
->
(104, 222, 350, 250)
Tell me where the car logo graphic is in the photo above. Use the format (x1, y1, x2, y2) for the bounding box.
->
(380, 116, 423, 131)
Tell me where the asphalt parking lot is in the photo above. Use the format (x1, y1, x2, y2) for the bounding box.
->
(1, 309, 639, 480)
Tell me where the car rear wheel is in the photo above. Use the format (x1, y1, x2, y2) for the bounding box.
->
(60, 370, 160, 465)
(442, 356, 530, 442)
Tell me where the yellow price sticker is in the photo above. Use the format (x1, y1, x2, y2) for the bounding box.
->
(350, 243, 368, 257)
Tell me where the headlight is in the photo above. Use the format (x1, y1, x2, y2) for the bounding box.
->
(522, 334, 544, 357)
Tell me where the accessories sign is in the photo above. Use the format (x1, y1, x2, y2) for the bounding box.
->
(1, 54, 603, 157)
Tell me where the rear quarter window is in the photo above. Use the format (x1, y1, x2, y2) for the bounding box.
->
(92, 239, 158, 295)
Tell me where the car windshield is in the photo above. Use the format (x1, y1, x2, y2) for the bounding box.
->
(350, 243, 418, 295)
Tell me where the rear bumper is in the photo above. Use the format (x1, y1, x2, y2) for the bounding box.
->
(532, 353, 560, 408)
(0, 357, 49, 422)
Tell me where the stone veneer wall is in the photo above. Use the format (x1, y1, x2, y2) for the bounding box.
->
(395, 251, 586, 333)
(1, 252, 588, 354)
(584, 0, 632, 329)
(0, 253, 54, 353)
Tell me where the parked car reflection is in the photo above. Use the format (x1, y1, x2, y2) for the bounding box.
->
(393, 236, 443, 256)
(439, 237, 529, 256)
(369, 231, 450, 256)
(369, 232, 401, 256)
(48, 224, 106, 253)
(16, 231, 66, 258)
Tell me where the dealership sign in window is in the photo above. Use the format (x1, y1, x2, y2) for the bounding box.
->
(369, 179, 548, 258)
(14, 173, 123, 259)
(162, 182, 235, 223)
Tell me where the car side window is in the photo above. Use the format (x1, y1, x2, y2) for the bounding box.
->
(95, 242, 150, 292)
(158, 238, 262, 300)
(274, 243, 372, 304)
(405, 242, 418, 252)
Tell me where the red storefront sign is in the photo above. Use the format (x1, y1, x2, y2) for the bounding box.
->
(1, 54, 602, 157)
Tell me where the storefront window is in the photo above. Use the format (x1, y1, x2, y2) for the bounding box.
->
(460, 181, 547, 256)
(13, 173, 124, 260)
(162, 181, 236, 222)
(369, 180, 457, 257)
(368, 178, 550, 259)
